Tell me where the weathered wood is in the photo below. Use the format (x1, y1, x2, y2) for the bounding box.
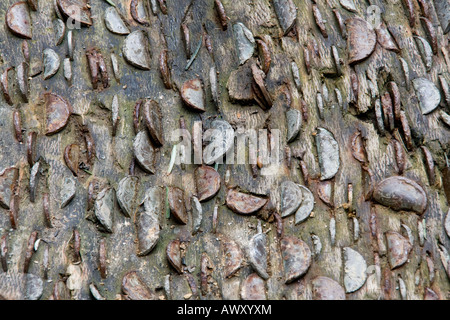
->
(0, 0, 448, 301)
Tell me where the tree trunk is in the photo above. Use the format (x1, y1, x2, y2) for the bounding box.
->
(0, 0, 449, 300)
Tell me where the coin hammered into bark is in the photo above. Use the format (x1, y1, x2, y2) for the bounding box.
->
(72, 229, 81, 264)
(133, 99, 142, 133)
(122, 271, 157, 300)
(281, 181, 302, 218)
(6, 2, 32, 39)
(89, 283, 105, 300)
(203, 120, 234, 165)
(17, 62, 28, 102)
(195, 165, 221, 202)
(248, 232, 269, 280)
(52, 280, 70, 300)
(191, 196, 202, 234)
(44, 92, 72, 136)
(434, 0, 450, 34)
(166, 240, 182, 274)
(421, 146, 435, 185)
(104, 7, 130, 35)
(23, 231, 38, 273)
(29, 162, 40, 203)
(415, 36, 433, 72)
(273, 0, 297, 35)
(181, 79, 205, 112)
(424, 287, 440, 300)
(57, 0, 92, 26)
(315, 128, 340, 181)
(134, 131, 156, 174)
(158, 0, 167, 14)
(392, 139, 406, 175)
(291, 61, 302, 90)
(318, 181, 333, 207)
(385, 231, 412, 270)
(223, 238, 243, 278)
(86, 48, 109, 90)
(440, 110, 450, 128)
(94, 188, 115, 233)
(333, 9, 347, 38)
(123, 30, 151, 70)
(81, 128, 95, 165)
(64, 144, 79, 177)
(214, 0, 228, 30)
(439, 76, 450, 108)
(343, 247, 367, 293)
(331, 46, 343, 76)
(256, 39, 271, 74)
(63, 58, 72, 82)
(281, 236, 312, 284)
(135, 211, 160, 256)
(67, 31, 74, 61)
(233, 22, 255, 65)
(87, 179, 102, 212)
(159, 50, 172, 90)
(401, 0, 415, 28)
(340, 0, 357, 12)
(143, 99, 164, 147)
(330, 217, 336, 246)
(98, 238, 107, 279)
(367, 79, 377, 100)
(376, 23, 400, 52)
(226, 189, 268, 215)
(110, 95, 120, 137)
(9, 195, 18, 230)
(241, 273, 266, 300)
(399, 111, 413, 150)
(43, 49, 60, 80)
(373, 176, 427, 214)
(312, 276, 346, 300)
(130, 0, 149, 26)
(350, 70, 359, 106)
(387, 81, 401, 121)
(312, 4, 328, 38)
(286, 109, 302, 143)
(60, 176, 75, 209)
(209, 66, 220, 108)
(413, 78, 441, 115)
(311, 234, 322, 257)
(1, 68, 13, 106)
(227, 63, 254, 103)
(200, 252, 212, 295)
(438, 244, 450, 279)
(295, 185, 314, 225)
(397, 58, 410, 91)
(1, 235, 7, 272)
(111, 53, 120, 80)
(27, 0, 38, 11)
(347, 17, 377, 65)
(351, 131, 367, 163)
(381, 92, 394, 132)
(116, 176, 140, 218)
(168, 187, 188, 225)
(420, 17, 437, 55)
(180, 23, 191, 59)
(445, 209, 450, 239)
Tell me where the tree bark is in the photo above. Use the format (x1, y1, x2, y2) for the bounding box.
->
(0, 0, 449, 300)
